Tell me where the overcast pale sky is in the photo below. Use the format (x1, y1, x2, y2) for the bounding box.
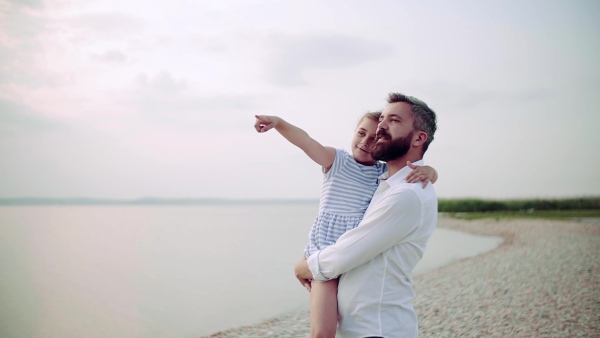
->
(1, 0, 599, 200)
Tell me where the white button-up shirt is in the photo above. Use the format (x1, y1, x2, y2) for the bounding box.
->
(307, 160, 438, 338)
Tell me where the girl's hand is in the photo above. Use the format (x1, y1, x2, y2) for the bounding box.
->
(254, 115, 281, 133)
(294, 257, 313, 292)
(406, 161, 438, 188)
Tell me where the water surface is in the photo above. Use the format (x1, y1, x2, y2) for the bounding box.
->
(0, 205, 501, 337)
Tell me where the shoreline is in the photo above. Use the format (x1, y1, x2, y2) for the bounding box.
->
(203, 216, 600, 337)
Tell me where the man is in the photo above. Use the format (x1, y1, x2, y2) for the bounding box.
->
(294, 92, 438, 337)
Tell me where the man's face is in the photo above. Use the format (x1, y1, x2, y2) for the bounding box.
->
(371, 102, 416, 162)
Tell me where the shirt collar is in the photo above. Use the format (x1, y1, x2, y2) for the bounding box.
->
(379, 160, 425, 188)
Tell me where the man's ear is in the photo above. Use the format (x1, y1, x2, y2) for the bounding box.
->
(412, 131, 428, 147)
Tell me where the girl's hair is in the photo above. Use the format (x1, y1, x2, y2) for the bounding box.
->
(358, 110, 382, 125)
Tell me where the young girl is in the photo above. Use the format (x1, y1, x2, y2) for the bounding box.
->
(254, 112, 437, 338)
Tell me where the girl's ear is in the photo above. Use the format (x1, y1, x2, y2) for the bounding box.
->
(412, 131, 428, 147)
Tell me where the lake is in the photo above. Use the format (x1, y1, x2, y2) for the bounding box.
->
(0, 204, 502, 337)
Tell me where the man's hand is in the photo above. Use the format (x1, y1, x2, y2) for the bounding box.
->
(254, 115, 281, 133)
(294, 258, 313, 292)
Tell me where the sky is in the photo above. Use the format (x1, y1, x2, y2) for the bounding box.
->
(1, 0, 599, 200)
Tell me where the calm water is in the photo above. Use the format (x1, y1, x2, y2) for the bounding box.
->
(0, 205, 502, 337)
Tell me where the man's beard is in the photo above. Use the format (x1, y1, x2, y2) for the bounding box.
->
(371, 130, 413, 162)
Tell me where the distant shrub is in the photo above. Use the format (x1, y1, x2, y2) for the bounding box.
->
(438, 197, 600, 212)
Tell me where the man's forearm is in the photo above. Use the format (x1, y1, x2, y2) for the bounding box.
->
(307, 190, 421, 281)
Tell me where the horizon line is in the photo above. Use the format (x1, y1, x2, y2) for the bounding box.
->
(0, 196, 598, 206)
(0, 197, 320, 206)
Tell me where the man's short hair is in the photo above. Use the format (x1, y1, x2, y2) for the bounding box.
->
(387, 92, 437, 153)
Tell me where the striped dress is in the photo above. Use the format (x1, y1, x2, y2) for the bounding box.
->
(304, 148, 387, 257)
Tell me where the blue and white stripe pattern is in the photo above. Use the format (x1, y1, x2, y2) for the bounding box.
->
(305, 148, 387, 256)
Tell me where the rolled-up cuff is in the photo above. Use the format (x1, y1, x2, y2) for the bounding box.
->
(307, 251, 330, 282)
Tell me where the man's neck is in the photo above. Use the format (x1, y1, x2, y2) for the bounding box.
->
(386, 153, 423, 178)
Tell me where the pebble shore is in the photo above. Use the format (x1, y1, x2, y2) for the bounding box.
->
(204, 216, 600, 337)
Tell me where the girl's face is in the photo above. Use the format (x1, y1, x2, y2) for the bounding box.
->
(351, 117, 378, 166)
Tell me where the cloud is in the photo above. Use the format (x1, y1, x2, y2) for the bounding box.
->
(135, 71, 188, 96)
(268, 34, 396, 86)
(456, 88, 554, 110)
(1, 2, 46, 39)
(414, 82, 556, 113)
(120, 71, 256, 129)
(0, 1, 53, 86)
(90, 49, 127, 63)
(4, 0, 44, 9)
(0, 98, 64, 132)
(64, 12, 146, 42)
(188, 34, 228, 53)
(0, 44, 53, 86)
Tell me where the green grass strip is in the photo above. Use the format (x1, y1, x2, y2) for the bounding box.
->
(445, 209, 600, 221)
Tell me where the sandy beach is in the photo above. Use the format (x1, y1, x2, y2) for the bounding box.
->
(204, 215, 600, 337)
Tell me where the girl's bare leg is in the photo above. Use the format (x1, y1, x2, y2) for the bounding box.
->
(309, 278, 339, 338)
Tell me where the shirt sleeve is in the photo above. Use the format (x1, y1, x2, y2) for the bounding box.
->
(307, 187, 422, 281)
